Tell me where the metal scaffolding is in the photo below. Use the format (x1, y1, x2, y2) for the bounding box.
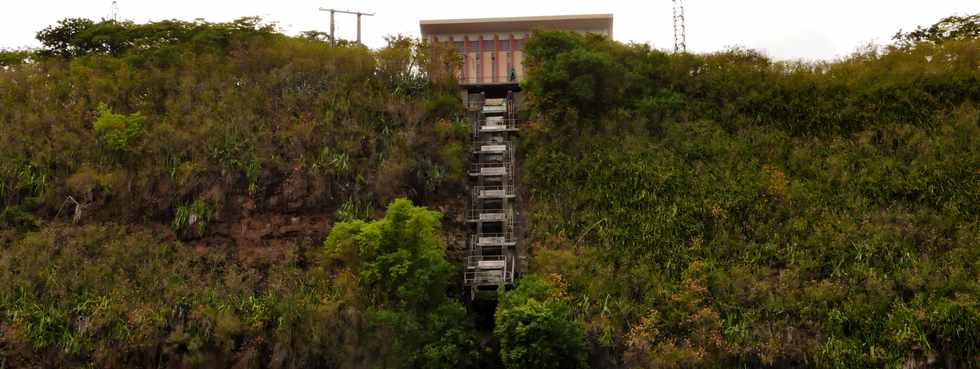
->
(464, 91, 521, 295)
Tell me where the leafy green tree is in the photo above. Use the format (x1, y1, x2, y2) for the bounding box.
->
(494, 275, 587, 369)
(93, 103, 143, 161)
(324, 199, 484, 368)
(35, 18, 95, 57)
(523, 31, 625, 127)
(35, 17, 280, 59)
(324, 198, 450, 311)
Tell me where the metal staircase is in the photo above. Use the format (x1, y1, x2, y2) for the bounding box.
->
(464, 91, 521, 295)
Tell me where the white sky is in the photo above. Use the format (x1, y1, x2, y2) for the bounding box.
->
(1, 0, 977, 60)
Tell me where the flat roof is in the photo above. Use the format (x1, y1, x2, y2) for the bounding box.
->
(420, 14, 613, 38)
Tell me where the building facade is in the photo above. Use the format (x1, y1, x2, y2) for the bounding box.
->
(420, 14, 614, 86)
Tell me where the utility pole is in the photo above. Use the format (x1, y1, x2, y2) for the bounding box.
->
(318, 7, 375, 45)
(672, 0, 687, 53)
(110, 1, 119, 21)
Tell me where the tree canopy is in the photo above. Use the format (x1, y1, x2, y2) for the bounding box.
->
(324, 198, 451, 312)
(323, 198, 486, 368)
(35, 17, 279, 57)
(894, 13, 980, 46)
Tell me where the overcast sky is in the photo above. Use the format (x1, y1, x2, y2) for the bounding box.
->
(1, 0, 977, 60)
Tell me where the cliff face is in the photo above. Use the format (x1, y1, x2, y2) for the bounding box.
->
(0, 19, 480, 368)
(170, 171, 468, 267)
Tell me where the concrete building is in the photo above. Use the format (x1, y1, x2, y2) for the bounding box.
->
(420, 14, 614, 86)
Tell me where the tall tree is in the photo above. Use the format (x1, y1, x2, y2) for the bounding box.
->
(35, 18, 95, 57)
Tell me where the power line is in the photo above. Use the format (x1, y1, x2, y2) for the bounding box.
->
(318, 7, 375, 45)
(673, 0, 687, 53)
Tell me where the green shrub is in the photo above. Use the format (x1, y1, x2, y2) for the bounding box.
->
(171, 198, 212, 236)
(523, 32, 625, 128)
(323, 198, 481, 368)
(325, 198, 450, 311)
(495, 275, 587, 369)
(92, 103, 143, 160)
(0, 49, 33, 66)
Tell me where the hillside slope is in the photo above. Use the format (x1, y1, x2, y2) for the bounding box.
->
(0, 15, 978, 369)
(0, 18, 491, 368)
(519, 30, 979, 368)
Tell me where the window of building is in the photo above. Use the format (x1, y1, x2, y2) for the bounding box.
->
(483, 40, 495, 51)
(500, 40, 511, 51)
(515, 39, 525, 50)
(491, 53, 497, 79)
(468, 40, 480, 52)
(453, 41, 465, 53)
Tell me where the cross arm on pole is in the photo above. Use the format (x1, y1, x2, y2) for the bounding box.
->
(318, 7, 375, 45)
(318, 8, 374, 16)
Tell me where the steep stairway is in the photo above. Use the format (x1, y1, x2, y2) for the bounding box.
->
(463, 90, 522, 299)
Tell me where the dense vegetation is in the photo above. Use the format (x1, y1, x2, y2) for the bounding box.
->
(0, 200, 490, 368)
(494, 274, 587, 369)
(519, 20, 980, 369)
(1, 17, 466, 233)
(0, 17, 482, 368)
(1, 13, 978, 369)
